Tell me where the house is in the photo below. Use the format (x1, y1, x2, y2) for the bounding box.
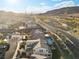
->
(32, 39, 52, 59)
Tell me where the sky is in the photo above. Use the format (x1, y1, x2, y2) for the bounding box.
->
(0, 0, 79, 13)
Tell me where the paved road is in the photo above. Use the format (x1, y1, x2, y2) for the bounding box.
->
(58, 30, 79, 59)
(5, 38, 19, 59)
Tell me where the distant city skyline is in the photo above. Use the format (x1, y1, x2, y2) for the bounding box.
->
(0, 0, 79, 13)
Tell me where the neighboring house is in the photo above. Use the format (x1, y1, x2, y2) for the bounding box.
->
(11, 32, 29, 40)
(18, 26, 26, 30)
(11, 34, 22, 39)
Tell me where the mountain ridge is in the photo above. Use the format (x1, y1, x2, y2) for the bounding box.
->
(44, 6, 79, 16)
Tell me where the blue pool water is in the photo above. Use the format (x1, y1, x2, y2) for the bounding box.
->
(47, 37, 53, 45)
